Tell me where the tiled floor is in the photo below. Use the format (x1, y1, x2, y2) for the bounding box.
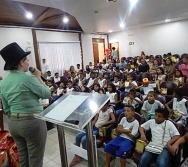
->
(43, 128, 136, 167)
(3, 116, 136, 167)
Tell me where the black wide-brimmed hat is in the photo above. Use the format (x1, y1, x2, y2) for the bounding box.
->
(0, 42, 31, 70)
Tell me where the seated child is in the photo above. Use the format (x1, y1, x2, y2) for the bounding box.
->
(66, 81, 74, 93)
(124, 73, 138, 93)
(46, 71, 52, 81)
(86, 72, 96, 88)
(165, 88, 188, 126)
(97, 73, 107, 89)
(54, 72, 61, 84)
(70, 72, 78, 85)
(173, 69, 185, 87)
(85, 68, 91, 80)
(124, 63, 133, 74)
(139, 108, 180, 167)
(106, 83, 118, 104)
(91, 83, 104, 94)
(112, 75, 120, 90)
(56, 82, 66, 96)
(77, 73, 86, 88)
(139, 78, 156, 99)
(116, 89, 142, 115)
(104, 105, 139, 167)
(69, 101, 115, 167)
(141, 91, 164, 121)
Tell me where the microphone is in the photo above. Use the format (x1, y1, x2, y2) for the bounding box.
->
(29, 67, 47, 82)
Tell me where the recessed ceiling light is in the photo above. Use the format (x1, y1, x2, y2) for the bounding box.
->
(120, 23, 125, 28)
(129, 0, 139, 5)
(109, 30, 113, 33)
(63, 17, 69, 23)
(165, 19, 171, 22)
(26, 12, 33, 19)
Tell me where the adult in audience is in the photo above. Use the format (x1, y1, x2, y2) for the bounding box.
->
(163, 58, 175, 76)
(140, 51, 146, 59)
(149, 59, 160, 74)
(179, 54, 188, 78)
(119, 57, 127, 69)
(0, 42, 51, 167)
(68, 65, 76, 74)
(138, 59, 149, 73)
(41, 58, 49, 74)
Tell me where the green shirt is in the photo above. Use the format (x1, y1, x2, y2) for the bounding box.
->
(0, 70, 51, 115)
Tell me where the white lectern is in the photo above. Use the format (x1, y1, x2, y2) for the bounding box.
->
(34, 92, 109, 167)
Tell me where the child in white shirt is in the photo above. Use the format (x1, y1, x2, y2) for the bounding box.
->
(69, 101, 115, 166)
(165, 88, 188, 126)
(86, 72, 96, 88)
(141, 91, 164, 121)
(106, 83, 118, 104)
(66, 81, 74, 93)
(104, 105, 139, 167)
(54, 72, 61, 84)
(57, 82, 66, 96)
(97, 73, 107, 89)
(139, 108, 180, 167)
(112, 75, 120, 90)
(91, 83, 104, 94)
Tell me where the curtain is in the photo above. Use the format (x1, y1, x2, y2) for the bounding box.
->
(38, 42, 81, 76)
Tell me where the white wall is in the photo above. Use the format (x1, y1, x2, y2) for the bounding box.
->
(36, 30, 79, 42)
(0, 28, 80, 77)
(0, 27, 35, 77)
(81, 33, 108, 67)
(109, 20, 188, 58)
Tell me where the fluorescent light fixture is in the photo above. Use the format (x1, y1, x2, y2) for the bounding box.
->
(129, 0, 139, 5)
(165, 19, 171, 22)
(120, 23, 125, 28)
(109, 30, 113, 33)
(26, 12, 33, 19)
(63, 17, 69, 23)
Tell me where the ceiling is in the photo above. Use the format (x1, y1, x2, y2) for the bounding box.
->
(0, 0, 82, 31)
(3, 0, 188, 33)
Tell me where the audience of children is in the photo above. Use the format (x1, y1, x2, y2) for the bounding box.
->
(40, 52, 188, 167)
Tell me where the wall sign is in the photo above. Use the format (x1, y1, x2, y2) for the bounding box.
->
(129, 42, 134, 45)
